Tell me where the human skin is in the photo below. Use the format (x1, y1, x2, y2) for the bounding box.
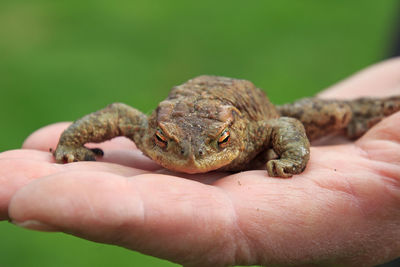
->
(1, 58, 400, 266)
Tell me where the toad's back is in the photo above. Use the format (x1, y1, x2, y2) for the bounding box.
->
(165, 75, 279, 121)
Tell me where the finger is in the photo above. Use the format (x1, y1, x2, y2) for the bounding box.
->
(0, 151, 149, 220)
(0, 147, 161, 171)
(319, 57, 400, 99)
(8, 172, 243, 266)
(0, 149, 54, 162)
(356, 112, 400, 165)
(0, 158, 57, 220)
(23, 122, 138, 151)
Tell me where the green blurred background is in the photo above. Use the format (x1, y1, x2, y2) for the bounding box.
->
(0, 1, 398, 266)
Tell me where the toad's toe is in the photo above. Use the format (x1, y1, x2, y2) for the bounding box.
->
(54, 145, 99, 163)
(266, 159, 303, 178)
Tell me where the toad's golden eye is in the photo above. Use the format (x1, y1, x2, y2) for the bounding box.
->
(154, 129, 168, 148)
(217, 130, 230, 148)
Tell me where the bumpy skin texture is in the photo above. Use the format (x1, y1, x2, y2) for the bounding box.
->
(277, 97, 400, 140)
(54, 76, 400, 177)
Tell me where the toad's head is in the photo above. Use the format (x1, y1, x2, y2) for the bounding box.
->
(142, 96, 246, 174)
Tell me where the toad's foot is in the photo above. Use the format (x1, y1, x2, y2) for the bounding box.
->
(54, 145, 103, 163)
(266, 159, 304, 178)
(264, 117, 310, 178)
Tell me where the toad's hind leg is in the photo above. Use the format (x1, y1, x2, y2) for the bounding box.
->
(277, 96, 400, 141)
(346, 96, 400, 139)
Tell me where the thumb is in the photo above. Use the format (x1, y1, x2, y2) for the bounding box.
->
(8, 172, 243, 266)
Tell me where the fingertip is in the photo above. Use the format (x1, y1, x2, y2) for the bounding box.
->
(8, 172, 145, 231)
(319, 57, 400, 99)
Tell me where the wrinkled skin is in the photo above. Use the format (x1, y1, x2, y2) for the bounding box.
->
(1, 58, 400, 267)
(53, 75, 399, 178)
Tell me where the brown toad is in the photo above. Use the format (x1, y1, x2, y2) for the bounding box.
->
(53, 76, 400, 177)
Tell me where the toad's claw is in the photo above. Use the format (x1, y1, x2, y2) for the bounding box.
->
(266, 159, 303, 178)
(54, 145, 103, 163)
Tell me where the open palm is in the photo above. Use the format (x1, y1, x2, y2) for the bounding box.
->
(1, 58, 400, 267)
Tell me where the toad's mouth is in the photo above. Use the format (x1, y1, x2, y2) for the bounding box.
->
(159, 160, 229, 174)
(151, 151, 239, 174)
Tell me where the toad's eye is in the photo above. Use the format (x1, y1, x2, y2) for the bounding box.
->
(154, 129, 168, 148)
(217, 130, 230, 148)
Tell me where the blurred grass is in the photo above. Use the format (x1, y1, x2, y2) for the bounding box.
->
(0, 0, 397, 266)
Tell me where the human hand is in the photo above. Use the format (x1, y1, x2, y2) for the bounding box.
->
(1, 58, 400, 267)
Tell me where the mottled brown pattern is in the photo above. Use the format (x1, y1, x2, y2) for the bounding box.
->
(277, 96, 400, 140)
(54, 76, 400, 177)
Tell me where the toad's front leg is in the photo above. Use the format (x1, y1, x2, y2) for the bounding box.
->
(54, 103, 148, 163)
(265, 117, 310, 177)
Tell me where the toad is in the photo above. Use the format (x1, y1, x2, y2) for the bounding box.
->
(53, 76, 400, 177)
